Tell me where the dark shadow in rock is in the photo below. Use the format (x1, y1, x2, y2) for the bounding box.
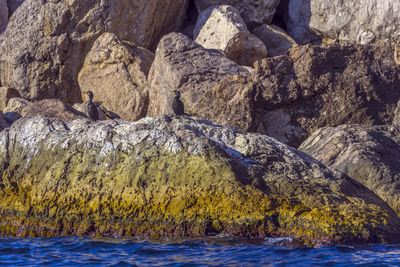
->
(272, 0, 289, 31)
(180, 0, 198, 39)
(7, 0, 24, 19)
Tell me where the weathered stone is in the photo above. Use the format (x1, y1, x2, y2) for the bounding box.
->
(147, 32, 254, 131)
(2, 97, 29, 123)
(78, 33, 154, 121)
(194, 5, 267, 66)
(0, 0, 7, 32)
(300, 124, 400, 216)
(195, 0, 279, 26)
(0, 0, 187, 103)
(0, 87, 19, 110)
(254, 44, 400, 147)
(287, 0, 400, 45)
(0, 115, 399, 245)
(21, 99, 88, 121)
(252, 24, 297, 57)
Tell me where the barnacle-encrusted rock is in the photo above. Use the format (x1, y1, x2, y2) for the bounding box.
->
(0, 115, 399, 245)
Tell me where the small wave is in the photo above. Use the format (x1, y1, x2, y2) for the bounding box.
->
(0, 237, 400, 266)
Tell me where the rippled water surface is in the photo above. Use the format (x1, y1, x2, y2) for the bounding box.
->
(1, 236, 400, 266)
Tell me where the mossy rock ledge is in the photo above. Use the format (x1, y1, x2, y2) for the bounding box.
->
(0, 115, 399, 245)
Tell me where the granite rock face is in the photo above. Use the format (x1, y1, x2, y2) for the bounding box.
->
(0, 0, 187, 103)
(0, 115, 399, 245)
(194, 5, 267, 66)
(254, 44, 400, 146)
(300, 124, 400, 216)
(78, 33, 154, 121)
(147, 32, 254, 131)
(287, 0, 400, 45)
(194, 0, 279, 26)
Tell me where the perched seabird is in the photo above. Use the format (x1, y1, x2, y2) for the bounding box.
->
(172, 90, 184, 115)
(83, 91, 99, 121)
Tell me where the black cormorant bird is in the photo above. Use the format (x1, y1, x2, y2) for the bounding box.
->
(172, 90, 184, 115)
(83, 91, 99, 121)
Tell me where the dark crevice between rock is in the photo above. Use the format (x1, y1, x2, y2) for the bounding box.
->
(179, 0, 199, 40)
(271, 0, 289, 31)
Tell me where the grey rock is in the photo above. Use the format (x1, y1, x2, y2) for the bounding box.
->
(252, 24, 297, 57)
(194, 5, 267, 66)
(147, 32, 253, 131)
(299, 124, 400, 215)
(194, 0, 280, 26)
(254, 44, 400, 147)
(287, 0, 400, 45)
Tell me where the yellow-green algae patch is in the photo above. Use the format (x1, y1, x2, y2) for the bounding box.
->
(0, 116, 399, 246)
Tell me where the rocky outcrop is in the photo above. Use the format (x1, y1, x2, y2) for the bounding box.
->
(2, 97, 29, 123)
(299, 124, 400, 216)
(254, 44, 400, 146)
(147, 32, 255, 131)
(194, 0, 279, 26)
(0, 115, 399, 245)
(194, 5, 267, 66)
(0, 0, 187, 103)
(21, 99, 88, 121)
(0, 87, 19, 110)
(252, 24, 297, 57)
(78, 33, 154, 121)
(287, 0, 400, 45)
(0, 0, 7, 32)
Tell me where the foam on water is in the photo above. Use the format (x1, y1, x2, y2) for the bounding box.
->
(1, 237, 400, 266)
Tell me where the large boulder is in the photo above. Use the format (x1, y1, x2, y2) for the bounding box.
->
(254, 44, 400, 147)
(299, 124, 400, 216)
(0, 0, 7, 32)
(252, 24, 297, 57)
(194, 5, 267, 66)
(287, 0, 400, 45)
(194, 0, 279, 26)
(0, 0, 187, 103)
(0, 87, 19, 110)
(78, 33, 154, 121)
(21, 99, 88, 121)
(0, 115, 399, 245)
(147, 33, 258, 131)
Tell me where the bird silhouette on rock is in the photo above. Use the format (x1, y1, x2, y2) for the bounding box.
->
(82, 91, 99, 121)
(171, 90, 184, 115)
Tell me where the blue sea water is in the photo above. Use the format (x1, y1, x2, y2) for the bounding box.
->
(0, 236, 400, 266)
